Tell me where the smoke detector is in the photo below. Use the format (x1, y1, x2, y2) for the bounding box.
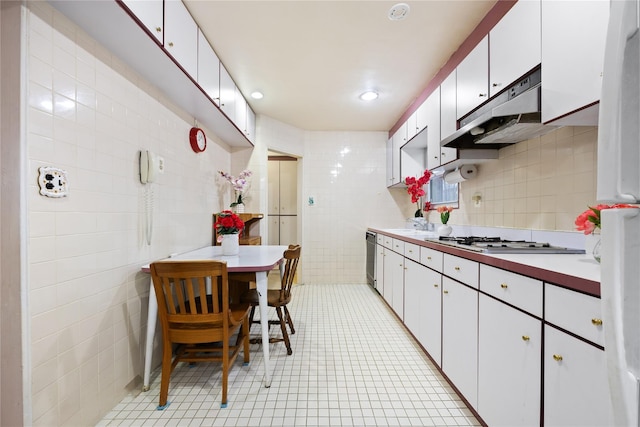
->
(388, 3, 410, 21)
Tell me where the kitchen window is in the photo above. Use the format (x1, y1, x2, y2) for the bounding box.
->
(428, 175, 459, 206)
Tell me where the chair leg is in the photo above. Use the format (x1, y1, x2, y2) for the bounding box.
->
(248, 305, 257, 328)
(158, 340, 173, 408)
(283, 305, 295, 335)
(221, 340, 229, 408)
(275, 307, 292, 355)
(242, 316, 250, 364)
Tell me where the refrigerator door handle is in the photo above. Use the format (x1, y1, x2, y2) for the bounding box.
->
(601, 208, 640, 427)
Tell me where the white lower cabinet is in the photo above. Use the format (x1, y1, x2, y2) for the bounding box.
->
(442, 277, 478, 409)
(544, 325, 612, 427)
(404, 261, 442, 366)
(375, 243, 385, 295)
(383, 249, 404, 319)
(478, 294, 541, 426)
(379, 234, 610, 426)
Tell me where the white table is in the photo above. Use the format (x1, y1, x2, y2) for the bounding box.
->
(141, 245, 288, 391)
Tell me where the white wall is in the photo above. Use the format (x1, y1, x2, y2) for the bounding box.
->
(257, 117, 411, 284)
(25, 3, 231, 425)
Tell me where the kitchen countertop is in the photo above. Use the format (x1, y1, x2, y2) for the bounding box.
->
(370, 228, 601, 297)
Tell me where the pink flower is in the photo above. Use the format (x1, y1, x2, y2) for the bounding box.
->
(436, 206, 454, 224)
(575, 204, 638, 234)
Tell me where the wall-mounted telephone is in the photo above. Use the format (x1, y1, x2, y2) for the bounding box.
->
(140, 150, 163, 184)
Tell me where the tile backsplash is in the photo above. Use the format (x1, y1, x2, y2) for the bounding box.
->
(454, 125, 597, 232)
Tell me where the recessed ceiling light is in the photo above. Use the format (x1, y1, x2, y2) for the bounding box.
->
(388, 3, 410, 21)
(250, 91, 264, 99)
(359, 91, 378, 101)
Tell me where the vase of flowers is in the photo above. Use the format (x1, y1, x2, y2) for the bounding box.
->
(214, 210, 245, 255)
(575, 203, 638, 262)
(219, 169, 252, 213)
(405, 170, 432, 217)
(436, 206, 454, 236)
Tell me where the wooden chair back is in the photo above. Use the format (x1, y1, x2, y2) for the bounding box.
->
(280, 244, 301, 302)
(151, 260, 230, 344)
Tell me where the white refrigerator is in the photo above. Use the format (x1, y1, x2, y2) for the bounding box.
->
(597, 0, 640, 425)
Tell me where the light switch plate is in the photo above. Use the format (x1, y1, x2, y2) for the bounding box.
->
(38, 166, 69, 197)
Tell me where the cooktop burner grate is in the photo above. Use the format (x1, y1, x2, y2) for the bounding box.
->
(436, 235, 585, 254)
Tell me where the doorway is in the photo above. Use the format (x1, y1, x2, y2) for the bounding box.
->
(267, 153, 299, 246)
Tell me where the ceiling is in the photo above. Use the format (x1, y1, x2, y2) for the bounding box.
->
(183, 1, 498, 133)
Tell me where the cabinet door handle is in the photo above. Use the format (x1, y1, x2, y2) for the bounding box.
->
(454, 266, 460, 271)
(478, 93, 487, 97)
(492, 82, 501, 88)
(553, 354, 563, 362)
(443, 290, 449, 294)
(521, 335, 530, 341)
(500, 283, 508, 289)
(427, 256, 432, 260)
(155, 27, 162, 33)
(168, 42, 174, 47)
(592, 318, 603, 326)
(433, 284, 439, 288)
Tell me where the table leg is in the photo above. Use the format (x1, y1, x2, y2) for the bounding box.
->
(142, 278, 157, 392)
(255, 270, 271, 387)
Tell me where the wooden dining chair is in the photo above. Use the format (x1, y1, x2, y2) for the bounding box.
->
(149, 260, 251, 409)
(240, 244, 301, 355)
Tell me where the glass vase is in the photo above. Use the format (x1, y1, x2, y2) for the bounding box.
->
(592, 238, 601, 263)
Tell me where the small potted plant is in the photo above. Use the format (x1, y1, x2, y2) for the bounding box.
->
(214, 210, 245, 255)
(575, 203, 638, 262)
(218, 169, 252, 213)
(436, 206, 454, 236)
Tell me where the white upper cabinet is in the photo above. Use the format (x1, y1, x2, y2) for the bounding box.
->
(163, 0, 198, 79)
(406, 110, 419, 141)
(245, 107, 256, 142)
(388, 123, 407, 186)
(425, 88, 442, 171)
(219, 64, 236, 123)
(456, 35, 489, 119)
(440, 70, 457, 140)
(196, 30, 221, 105)
(541, 0, 609, 124)
(121, 0, 163, 43)
(235, 87, 247, 135)
(489, 0, 541, 97)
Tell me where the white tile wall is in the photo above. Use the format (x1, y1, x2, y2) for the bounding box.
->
(25, 3, 230, 425)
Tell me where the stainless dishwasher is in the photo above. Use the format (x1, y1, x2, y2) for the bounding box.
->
(366, 231, 377, 290)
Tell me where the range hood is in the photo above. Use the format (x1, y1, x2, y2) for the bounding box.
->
(441, 67, 558, 150)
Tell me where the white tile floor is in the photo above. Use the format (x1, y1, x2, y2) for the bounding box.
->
(98, 284, 481, 426)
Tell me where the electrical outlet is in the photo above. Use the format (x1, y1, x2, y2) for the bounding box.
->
(38, 166, 69, 198)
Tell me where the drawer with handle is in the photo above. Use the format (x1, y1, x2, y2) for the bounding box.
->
(420, 247, 443, 273)
(443, 253, 479, 288)
(480, 264, 543, 317)
(545, 283, 604, 346)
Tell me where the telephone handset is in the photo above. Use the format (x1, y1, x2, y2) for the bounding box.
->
(140, 150, 162, 184)
(139, 150, 163, 245)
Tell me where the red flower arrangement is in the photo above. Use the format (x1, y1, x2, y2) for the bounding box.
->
(575, 204, 638, 235)
(214, 210, 245, 242)
(405, 170, 432, 217)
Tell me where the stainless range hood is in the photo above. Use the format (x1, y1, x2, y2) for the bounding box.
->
(441, 67, 559, 150)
